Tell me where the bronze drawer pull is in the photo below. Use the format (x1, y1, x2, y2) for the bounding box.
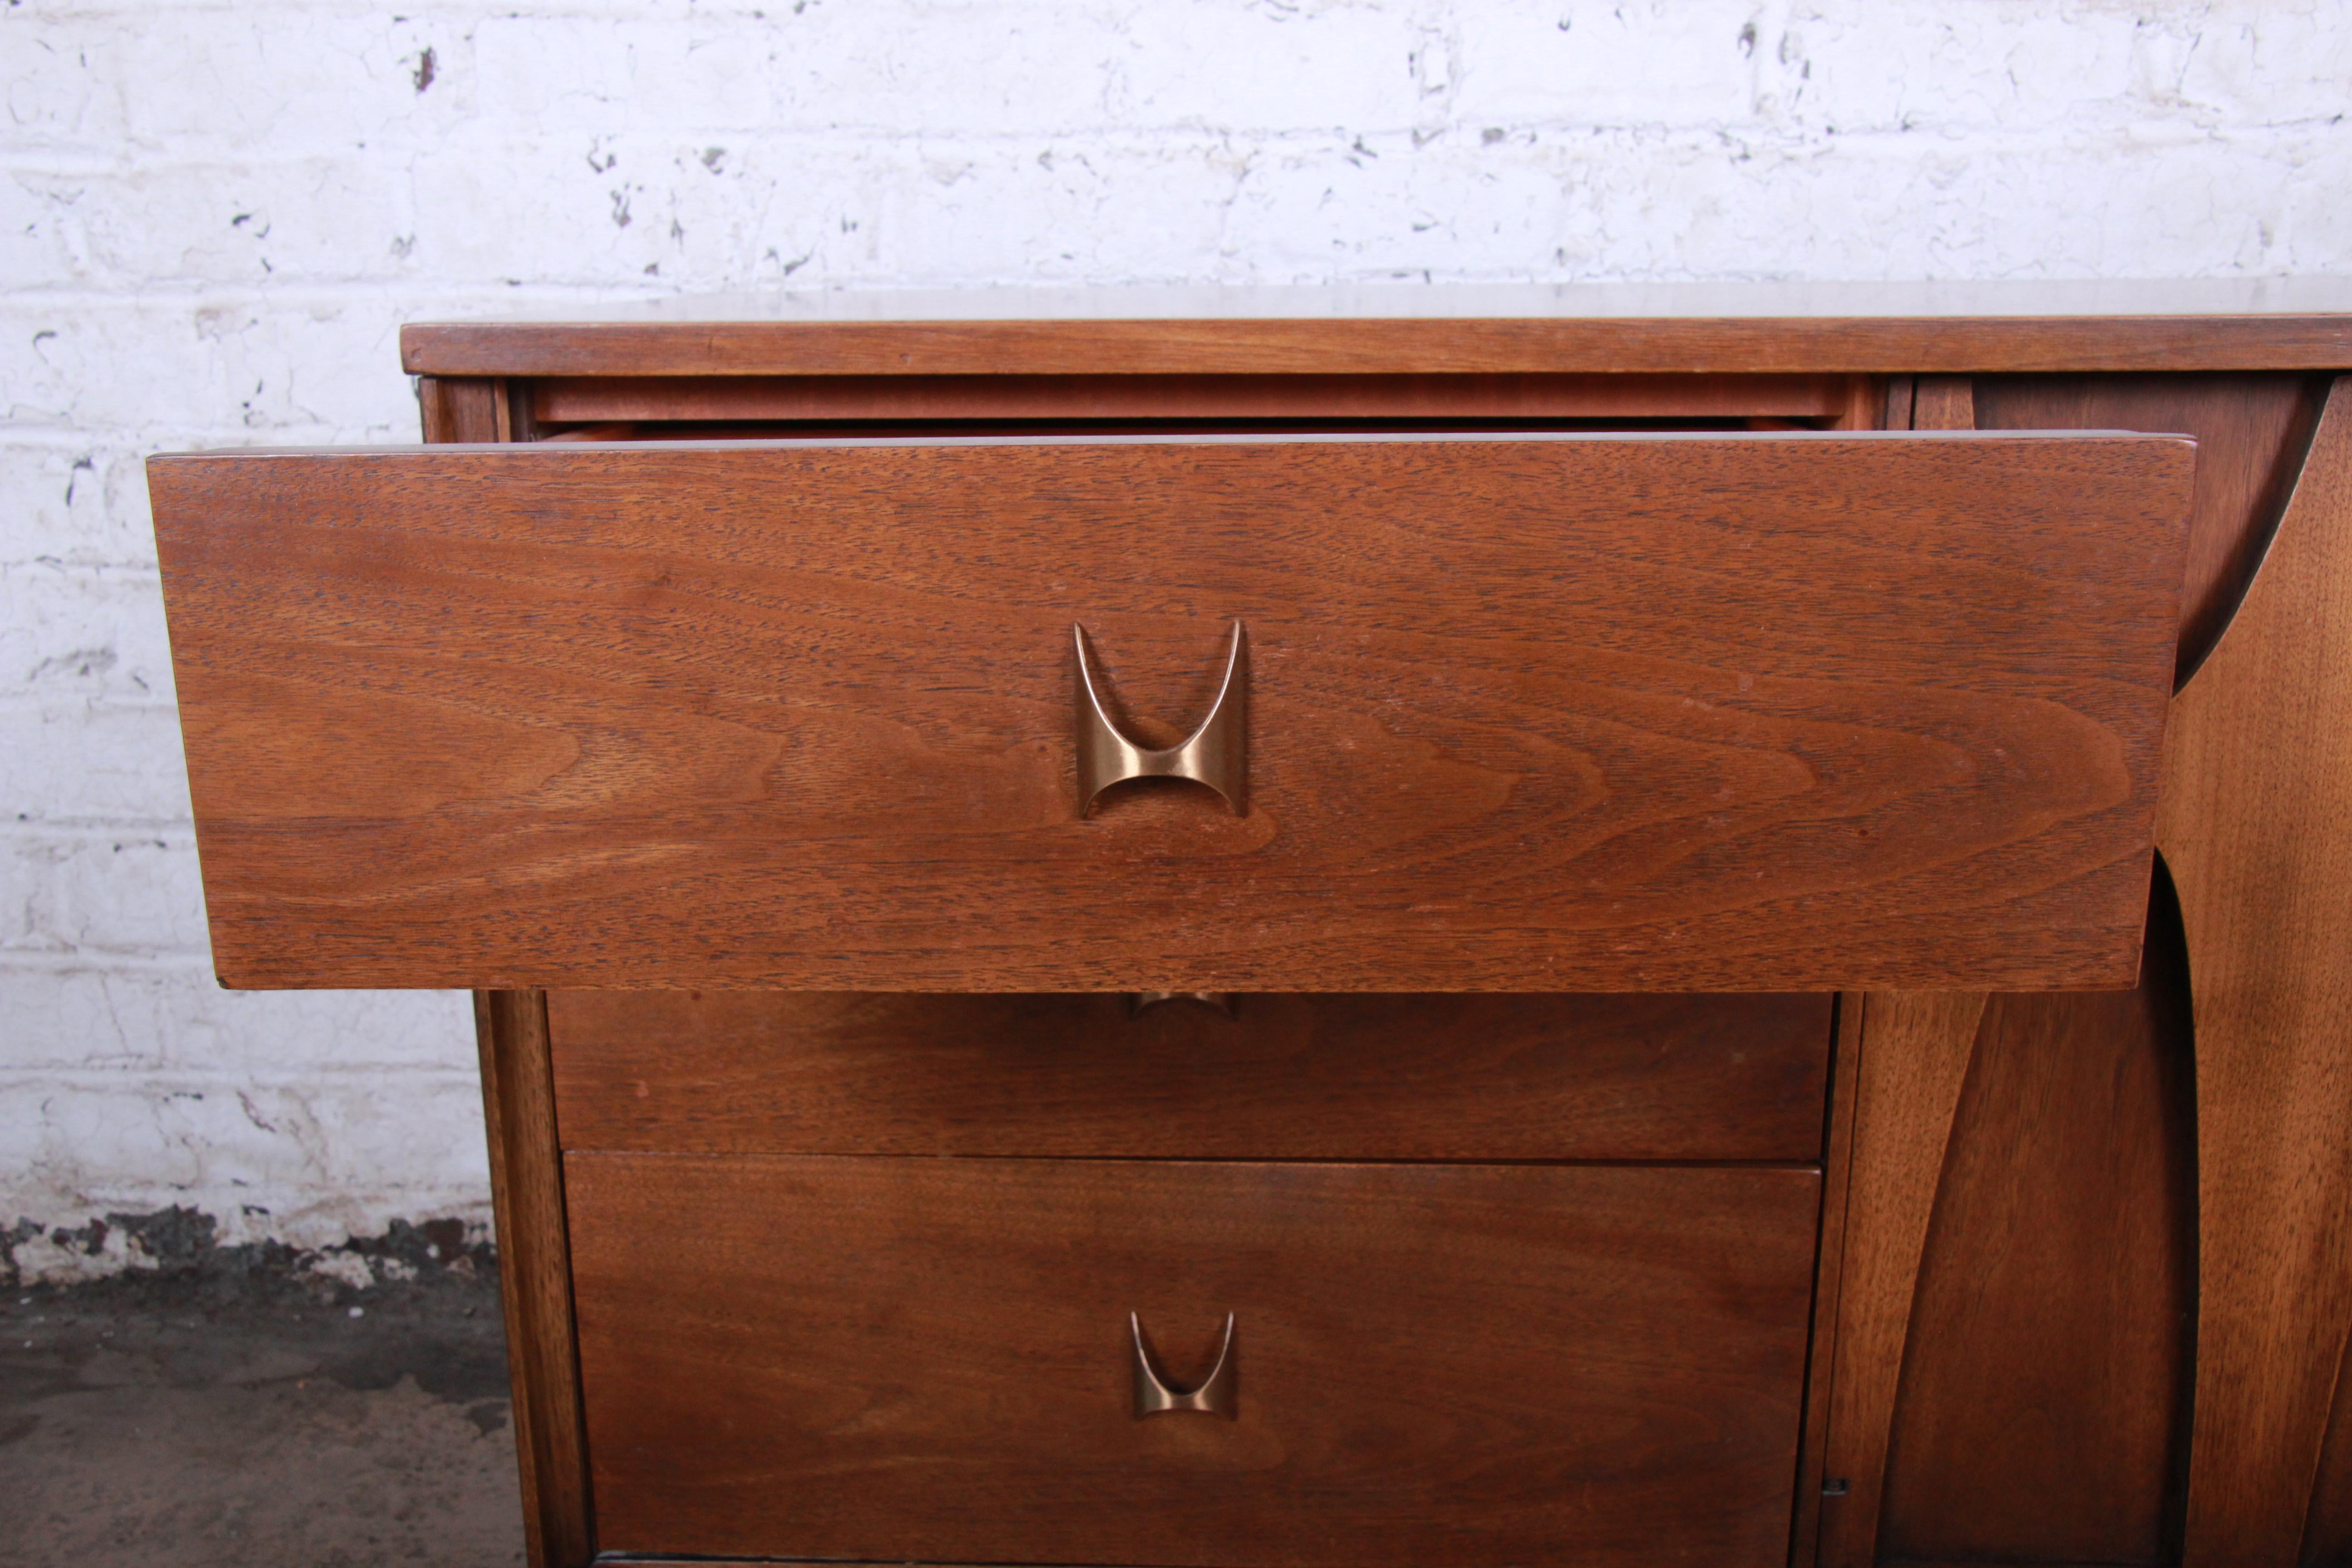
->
(1130, 1312, 1237, 1419)
(1074, 622, 1248, 816)
(1125, 991, 1237, 1019)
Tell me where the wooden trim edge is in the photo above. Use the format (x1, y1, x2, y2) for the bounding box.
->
(475, 989, 595, 1568)
(1812, 991, 1989, 1568)
(400, 316, 2352, 378)
(417, 375, 502, 443)
(1792, 992, 1867, 1566)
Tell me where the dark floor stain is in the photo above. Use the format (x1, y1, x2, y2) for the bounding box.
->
(109, 1205, 217, 1268)
(34, 1207, 488, 1287)
(320, 1318, 510, 1402)
(0, 1355, 86, 1404)
(0, 1240, 524, 1567)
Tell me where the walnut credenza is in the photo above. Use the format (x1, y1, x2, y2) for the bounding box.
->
(147, 284, 2352, 1568)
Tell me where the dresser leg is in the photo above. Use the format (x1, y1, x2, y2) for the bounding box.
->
(2159, 377, 2352, 1567)
(1810, 991, 1987, 1568)
(475, 989, 595, 1568)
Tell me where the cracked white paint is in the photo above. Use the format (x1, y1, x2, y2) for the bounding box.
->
(3, 0, 2347, 1274)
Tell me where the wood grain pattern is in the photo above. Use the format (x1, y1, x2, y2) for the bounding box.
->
(1790, 995, 1864, 1568)
(417, 376, 500, 443)
(1813, 990, 1988, 1568)
(1829, 374, 1880, 431)
(1975, 373, 2328, 686)
(533, 371, 1857, 426)
(472, 990, 593, 1568)
(545, 990, 1831, 1161)
(1876, 346, 2216, 1568)
(1880, 377, 1916, 432)
(148, 433, 2190, 992)
(2157, 377, 2352, 1568)
(398, 280, 2352, 377)
(2301, 1316, 2352, 1563)
(1877, 866, 2198, 1565)
(1912, 375, 1975, 431)
(567, 1153, 1821, 1568)
(1812, 377, 1996, 1568)
(490, 378, 520, 442)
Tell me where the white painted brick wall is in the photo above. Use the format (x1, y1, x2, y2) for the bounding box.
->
(4, 0, 2347, 1278)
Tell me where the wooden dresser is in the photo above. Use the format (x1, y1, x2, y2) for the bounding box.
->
(146, 284, 2352, 1568)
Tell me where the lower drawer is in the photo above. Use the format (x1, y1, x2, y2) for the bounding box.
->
(568, 1153, 1821, 1568)
(549, 990, 1833, 1161)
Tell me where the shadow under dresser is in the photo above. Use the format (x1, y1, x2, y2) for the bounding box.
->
(143, 282, 2352, 1568)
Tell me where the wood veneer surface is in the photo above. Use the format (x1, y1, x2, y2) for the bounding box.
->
(1975, 372, 2327, 685)
(471, 990, 593, 1567)
(568, 1153, 1819, 1568)
(150, 433, 2190, 992)
(2157, 378, 2352, 1564)
(531, 370, 1860, 426)
(547, 990, 1831, 1161)
(399, 279, 2352, 377)
(1813, 991, 1987, 1568)
(1877, 870, 2197, 1564)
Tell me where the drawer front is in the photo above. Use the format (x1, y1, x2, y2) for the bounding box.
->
(548, 990, 1833, 1161)
(149, 432, 2191, 990)
(568, 1154, 1820, 1568)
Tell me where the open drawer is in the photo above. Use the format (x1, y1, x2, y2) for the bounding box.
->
(146, 431, 2192, 990)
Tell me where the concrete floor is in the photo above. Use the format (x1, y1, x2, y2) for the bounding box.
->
(0, 1257, 526, 1567)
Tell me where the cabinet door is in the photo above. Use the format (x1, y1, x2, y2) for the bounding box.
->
(147, 431, 2191, 990)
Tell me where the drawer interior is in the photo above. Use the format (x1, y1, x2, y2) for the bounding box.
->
(548, 990, 1833, 1162)
(524, 369, 1872, 436)
(568, 1152, 1821, 1568)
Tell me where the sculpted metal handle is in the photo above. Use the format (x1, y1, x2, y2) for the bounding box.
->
(1126, 991, 1237, 1019)
(1074, 622, 1247, 816)
(1131, 1312, 1237, 1419)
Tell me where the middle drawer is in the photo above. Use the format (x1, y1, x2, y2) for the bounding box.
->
(548, 990, 1832, 1162)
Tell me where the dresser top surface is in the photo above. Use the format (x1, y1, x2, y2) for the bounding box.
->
(400, 277, 2352, 378)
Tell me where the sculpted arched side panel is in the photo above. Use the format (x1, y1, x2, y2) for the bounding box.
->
(1813, 991, 1987, 1568)
(2157, 377, 2352, 1568)
(1878, 862, 2198, 1564)
(1973, 373, 2327, 686)
(2302, 1323, 2352, 1564)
